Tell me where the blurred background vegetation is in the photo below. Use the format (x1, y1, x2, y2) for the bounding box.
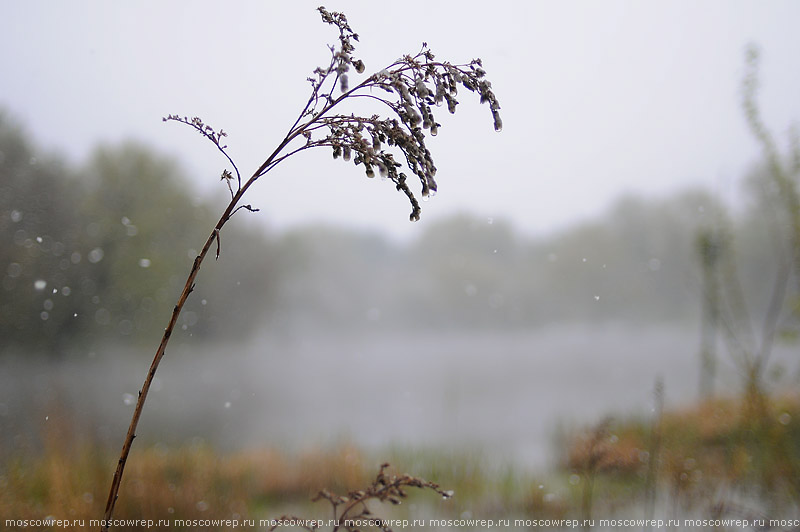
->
(0, 109, 276, 355)
(2, 93, 800, 528)
(2, 105, 790, 357)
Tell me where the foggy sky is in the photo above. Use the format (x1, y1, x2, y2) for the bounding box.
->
(2, 0, 800, 240)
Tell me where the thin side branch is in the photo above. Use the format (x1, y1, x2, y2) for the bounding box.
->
(163, 115, 242, 191)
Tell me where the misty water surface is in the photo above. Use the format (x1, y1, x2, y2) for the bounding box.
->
(1, 324, 796, 470)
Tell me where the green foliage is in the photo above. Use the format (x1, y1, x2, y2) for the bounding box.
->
(0, 113, 274, 356)
(262, 193, 733, 333)
(4, 102, 784, 354)
(0, 111, 87, 352)
(78, 143, 213, 343)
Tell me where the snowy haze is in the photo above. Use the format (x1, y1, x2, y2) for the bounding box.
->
(2, 1, 800, 239)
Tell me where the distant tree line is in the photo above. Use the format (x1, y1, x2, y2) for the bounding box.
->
(0, 109, 780, 357)
(0, 111, 275, 356)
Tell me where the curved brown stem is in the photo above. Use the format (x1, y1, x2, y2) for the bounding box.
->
(100, 12, 500, 526)
(101, 190, 240, 530)
(99, 93, 334, 528)
(100, 107, 326, 528)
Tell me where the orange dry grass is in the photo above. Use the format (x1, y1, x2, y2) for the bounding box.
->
(0, 416, 369, 530)
(565, 432, 644, 476)
(563, 393, 800, 486)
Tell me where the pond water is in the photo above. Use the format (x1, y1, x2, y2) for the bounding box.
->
(1, 324, 796, 470)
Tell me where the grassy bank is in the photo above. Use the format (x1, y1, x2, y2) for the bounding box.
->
(2, 393, 799, 530)
(560, 391, 800, 522)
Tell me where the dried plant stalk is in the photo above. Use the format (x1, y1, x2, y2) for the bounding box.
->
(101, 7, 500, 529)
(271, 463, 454, 532)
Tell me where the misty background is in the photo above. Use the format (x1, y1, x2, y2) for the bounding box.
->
(2, 1, 800, 473)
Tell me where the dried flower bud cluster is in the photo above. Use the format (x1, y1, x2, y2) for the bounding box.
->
(296, 7, 502, 221)
(167, 7, 500, 224)
(270, 463, 452, 532)
(317, 7, 362, 94)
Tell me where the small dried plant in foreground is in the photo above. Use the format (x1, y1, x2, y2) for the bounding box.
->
(101, 6, 500, 531)
(271, 463, 454, 532)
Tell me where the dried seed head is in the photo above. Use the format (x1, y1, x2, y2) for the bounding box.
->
(492, 110, 503, 132)
(300, 10, 502, 225)
(446, 94, 458, 114)
(408, 107, 421, 126)
(415, 77, 430, 99)
(450, 82, 458, 96)
(435, 83, 446, 105)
